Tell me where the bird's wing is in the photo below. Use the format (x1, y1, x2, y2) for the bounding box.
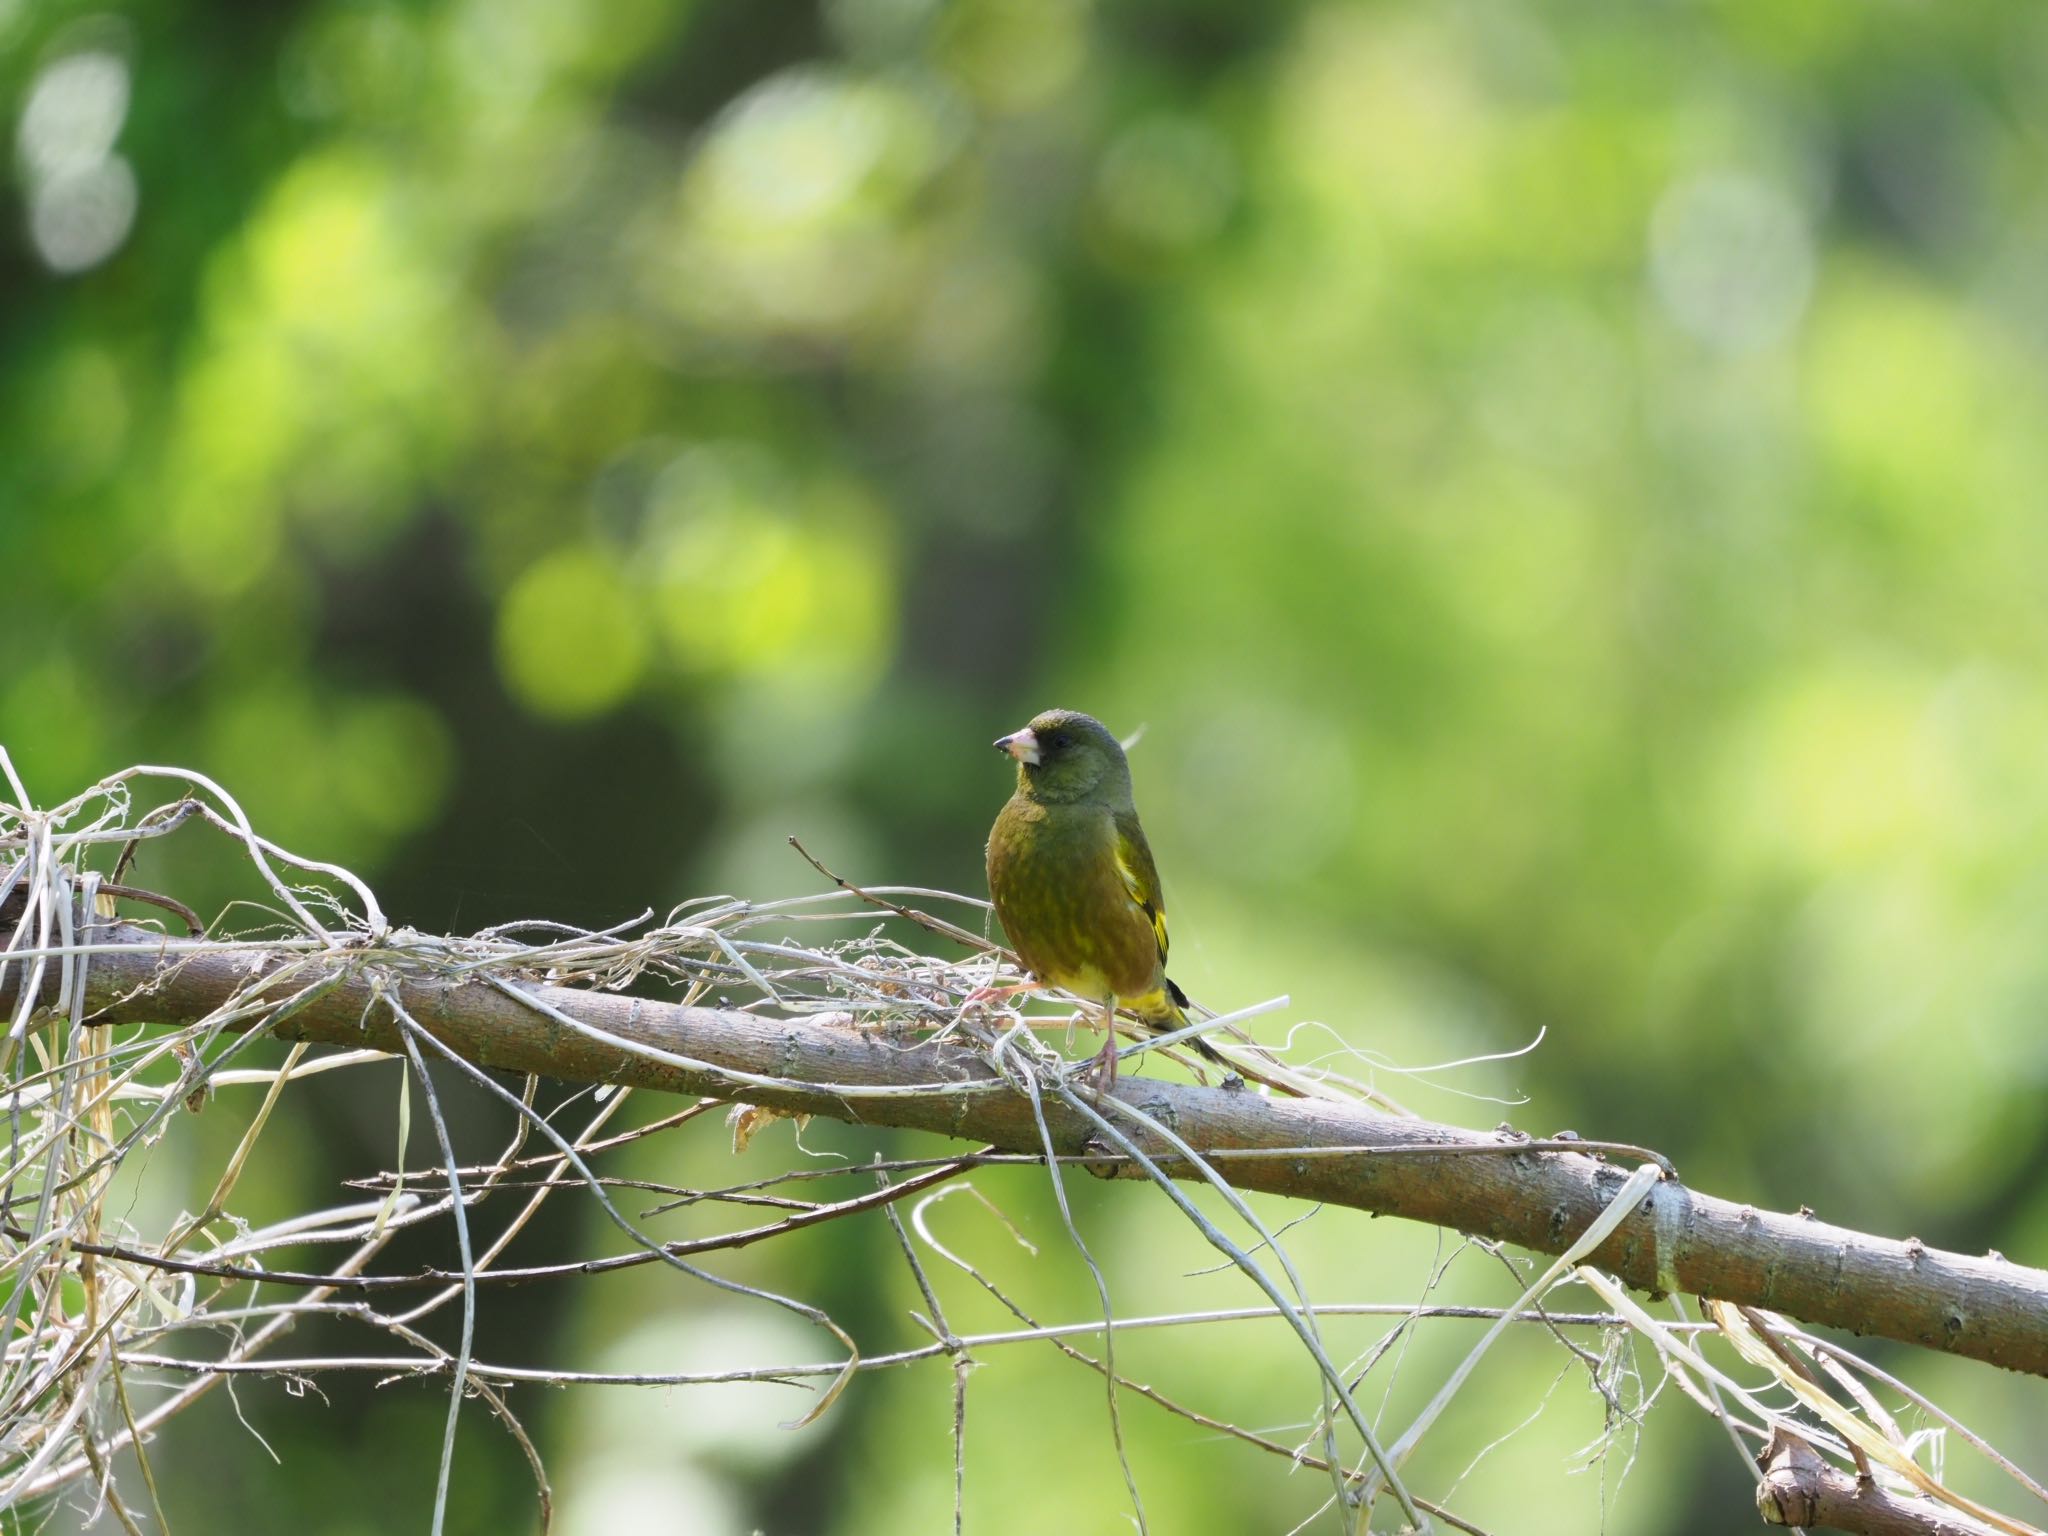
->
(1111, 810, 1170, 970)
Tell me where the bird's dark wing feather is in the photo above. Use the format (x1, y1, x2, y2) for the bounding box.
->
(1111, 809, 1169, 972)
(1112, 810, 1222, 1060)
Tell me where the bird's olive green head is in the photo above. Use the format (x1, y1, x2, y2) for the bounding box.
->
(993, 709, 1134, 806)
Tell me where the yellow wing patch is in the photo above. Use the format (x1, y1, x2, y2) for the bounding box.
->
(1113, 830, 1169, 968)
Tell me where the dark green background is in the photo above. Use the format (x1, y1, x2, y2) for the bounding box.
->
(6, 0, 2046, 1530)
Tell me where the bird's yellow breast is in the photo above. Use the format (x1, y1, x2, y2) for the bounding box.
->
(986, 795, 1162, 1005)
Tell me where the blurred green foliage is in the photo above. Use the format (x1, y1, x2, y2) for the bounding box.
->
(6, 0, 2048, 1530)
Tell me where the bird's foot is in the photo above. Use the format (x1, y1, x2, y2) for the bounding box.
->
(1086, 1031, 1121, 1093)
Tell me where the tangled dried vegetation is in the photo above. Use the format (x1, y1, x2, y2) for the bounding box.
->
(1, 754, 2041, 1536)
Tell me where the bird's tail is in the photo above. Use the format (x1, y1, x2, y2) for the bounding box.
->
(1140, 977, 1228, 1067)
(1147, 981, 1345, 1103)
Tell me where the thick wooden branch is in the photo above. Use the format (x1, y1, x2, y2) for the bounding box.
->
(20, 925, 2048, 1377)
(1756, 1429, 2017, 1536)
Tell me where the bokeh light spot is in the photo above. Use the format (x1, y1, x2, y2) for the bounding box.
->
(496, 546, 652, 720)
(1092, 115, 1237, 259)
(29, 156, 137, 272)
(666, 68, 950, 342)
(935, 0, 1086, 114)
(649, 446, 895, 688)
(1649, 170, 1814, 352)
(331, 693, 454, 835)
(17, 47, 137, 273)
(17, 50, 129, 180)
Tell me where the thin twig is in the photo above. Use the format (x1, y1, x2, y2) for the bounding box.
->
(878, 1159, 973, 1536)
(394, 1004, 477, 1536)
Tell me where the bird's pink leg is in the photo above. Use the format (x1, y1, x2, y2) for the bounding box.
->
(1088, 1000, 1120, 1091)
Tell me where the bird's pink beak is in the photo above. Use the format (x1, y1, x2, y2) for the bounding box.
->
(994, 728, 1042, 766)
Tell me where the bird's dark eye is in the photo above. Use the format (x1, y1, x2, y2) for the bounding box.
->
(1050, 732, 1070, 750)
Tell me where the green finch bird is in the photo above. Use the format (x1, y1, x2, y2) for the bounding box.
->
(985, 709, 1223, 1081)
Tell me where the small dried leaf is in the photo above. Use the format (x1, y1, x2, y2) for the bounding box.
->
(173, 1039, 209, 1114)
(727, 1101, 808, 1154)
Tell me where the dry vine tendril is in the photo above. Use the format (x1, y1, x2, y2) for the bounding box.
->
(2, 755, 2044, 1536)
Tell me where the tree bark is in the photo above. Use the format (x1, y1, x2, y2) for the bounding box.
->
(1756, 1428, 2019, 1536)
(16, 923, 2048, 1378)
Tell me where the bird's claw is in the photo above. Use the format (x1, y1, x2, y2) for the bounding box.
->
(1087, 1033, 1120, 1093)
